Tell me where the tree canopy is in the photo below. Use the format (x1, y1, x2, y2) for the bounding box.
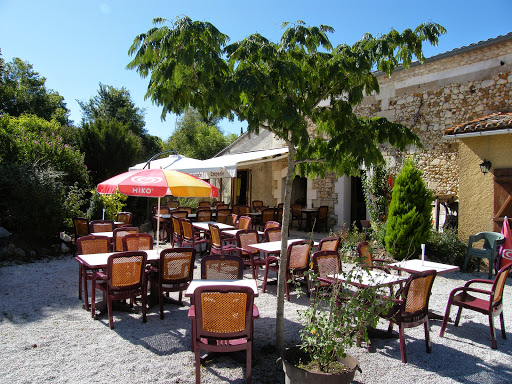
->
(0, 57, 71, 125)
(128, 16, 446, 351)
(163, 108, 237, 159)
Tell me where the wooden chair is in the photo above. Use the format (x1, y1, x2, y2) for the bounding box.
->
(116, 212, 133, 226)
(380, 270, 437, 363)
(152, 247, 196, 319)
(262, 240, 312, 301)
(226, 213, 238, 227)
(290, 204, 303, 229)
(76, 235, 111, 311)
(72, 217, 89, 257)
(263, 227, 282, 258)
(209, 224, 236, 255)
(200, 254, 244, 280)
(152, 206, 170, 241)
(196, 208, 212, 222)
(216, 208, 231, 224)
(198, 201, 211, 208)
(167, 200, 180, 209)
(238, 205, 250, 215)
(236, 229, 265, 279)
(112, 226, 139, 252)
(260, 208, 276, 230)
(439, 264, 511, 349)
(264, 220, 281, 230)
(179, 206, 193, 215)
(463, 231, 505, 278)
(277, 207, 283, 224)
(188, 285, 258, 383)
(316, 205, 329, 232)
(91, 251, 148, 329)
(318, 236, 341, 252)
(311, 250, 340, 295)
(216, 203, 229, 210)
(181, 218, 208, 255)
(356, 241, 390, 272)
(89, 220, 115, 233)
(252, 200, 264, 212)
(237, 216, 252, 230)
(122, 233, 153, 251)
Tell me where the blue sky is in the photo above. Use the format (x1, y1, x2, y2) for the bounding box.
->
(1, 0, 511, 140)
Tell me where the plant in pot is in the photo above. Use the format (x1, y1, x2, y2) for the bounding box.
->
(281, 265, 394, 383)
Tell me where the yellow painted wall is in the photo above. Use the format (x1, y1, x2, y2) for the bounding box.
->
(458, 133, 512, 241)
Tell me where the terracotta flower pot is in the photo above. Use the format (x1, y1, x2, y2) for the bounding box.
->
(280, 346, 360, 384)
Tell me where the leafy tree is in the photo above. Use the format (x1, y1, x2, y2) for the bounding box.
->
(75, 118, 143, 185)
(163, 109, 236, 159)
(128, 16, 445, 351)
(0, 58, 71, 125)
(385, 159, 433, 260)
(78, 83, 163, 159)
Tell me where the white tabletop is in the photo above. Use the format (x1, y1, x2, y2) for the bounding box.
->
(76, 248, 171, 268)
(223, 229, 265, 237)
(90, 232, 113, 238)
(248, 239, 308, 253)
(192, 222, 235, 231)
(185, 279, 258, 297)
(388, 259, 460, 275)
(332, 269, 408, 288)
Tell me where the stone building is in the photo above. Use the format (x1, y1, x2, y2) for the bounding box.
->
(212, 32, 512, 233)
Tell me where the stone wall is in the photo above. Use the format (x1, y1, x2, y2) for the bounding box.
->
(354, 37, 512, 200)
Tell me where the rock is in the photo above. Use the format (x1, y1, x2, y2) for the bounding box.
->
(15, 248, 26, 258)
(0, 227, 11, 238)
(60, 243, 70, 254)
(60, 232, 72, 243)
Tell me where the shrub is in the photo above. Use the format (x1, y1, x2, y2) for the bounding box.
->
(385, 159, 433, 260)
(426, 229, 475, 270)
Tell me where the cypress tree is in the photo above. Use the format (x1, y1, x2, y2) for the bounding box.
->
(385, 159, 433, 260)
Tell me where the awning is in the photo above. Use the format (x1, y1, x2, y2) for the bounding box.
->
(129, 148, 289, 179)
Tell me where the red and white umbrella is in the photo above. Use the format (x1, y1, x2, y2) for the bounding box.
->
(97, 168, 218, 248)
(499, 216, 512, 270)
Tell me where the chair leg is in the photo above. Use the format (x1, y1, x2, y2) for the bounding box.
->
(439, 303, 452, 337)
(108, 296, 114, 330)
(488, 257, 493, 279)
(83, 267, 90, 311)
(424, 319, 431, 354)
(91, 280, 96, 319)
(78, 263, 83, 300)
(142, 291, 147, 324)
(399, 324, 407, 363)
(159, 285, 164, 320)
(489, 312, 497, 349)
(262, 266, 269, 293)
(463, 253, 469, 272)
(195, 345, 201, 384)
(500, 312, 507, 339)
(454, 307, 463, 326)
(246, 341, 252, 384)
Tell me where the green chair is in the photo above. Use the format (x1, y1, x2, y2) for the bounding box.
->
(463, 232, 505, 278)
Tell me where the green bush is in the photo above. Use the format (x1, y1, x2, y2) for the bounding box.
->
(426, 229, 475, 270)
(385, 159, 433, 260)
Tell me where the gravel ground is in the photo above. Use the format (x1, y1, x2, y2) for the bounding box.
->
(0, 255, 511, 384)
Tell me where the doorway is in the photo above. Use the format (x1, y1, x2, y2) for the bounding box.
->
(233, 170, 251, 206)
(350, 176, 367, 229)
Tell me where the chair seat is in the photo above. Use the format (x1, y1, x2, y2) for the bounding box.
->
(453, 292, 494, 313)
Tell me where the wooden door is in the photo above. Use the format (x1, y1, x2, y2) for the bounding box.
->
(493, 169, 512, 231)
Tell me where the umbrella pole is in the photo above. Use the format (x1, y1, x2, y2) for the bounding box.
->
(156, 196, 160, 251)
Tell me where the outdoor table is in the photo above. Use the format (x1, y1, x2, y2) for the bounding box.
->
(388, 259, 459, 275)
(222, 229, 265, 238)
(300, 208, 319, 231)
(192, 222, 235, 231)
(331, 269, 408, 289)
(185, 279, 259, 297)
(247, 238, 318, 259)
(90, 231, 113, 238)
(388, 259, 459, 320)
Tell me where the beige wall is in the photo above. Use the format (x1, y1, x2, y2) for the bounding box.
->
(458, 134, 512, 241)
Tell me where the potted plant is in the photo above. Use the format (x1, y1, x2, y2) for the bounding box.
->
(280, 265, 394, 383)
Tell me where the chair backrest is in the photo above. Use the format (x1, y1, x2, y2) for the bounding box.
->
(116, 212, 133, 225)
(238, 205, 250, 215)
(179, 206, 193, 215)
(291, 204, 302, 216)
(311, 250, 340, 285)
(193, 285, 254, 340)
(172, 210, 188, 220)
(356, 241, 374, 267)
(213, 200, 224, 207)
(287, 240, 312, 271)
(159, 247, 196, 284)
(468, 232, 505, 255)
(264, 227, 282, 242)
(264, 220, 281, 230)
(77, 235, 111, 254)
(167, 200, 180, 209)
(238, 216, 252, 230)
(277, 208, 283, 223)
(73, 217, 90, 238)
(216, 203, 229, 210)
(232, 205, 241, 215)
(153, 205, 170, 215)
(181, 218, 196, 242)
(198, 201, 211, 208)
(226, 213, 238, 227)
(89, 220, 115, 233)
(399, 270, 437, 318)
(319, 236, 341, 252)
(261, 208, 275, 224)
(196, 208, 212, 222)
(200, 254, 244, 280)
(252, 200, 264, 212)
(122, 233, 153, 251)
(318, 206, 328, 220)
(209, 224, 223, 248)
(492, 264, 512, 306)
(216, 209, 231, 224)
(106, 251, 147, 290)
(236, 229, 259, 256)
(113, 226, 139, 252)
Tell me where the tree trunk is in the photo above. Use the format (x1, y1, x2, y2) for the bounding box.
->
(276, 143, 296, 353)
